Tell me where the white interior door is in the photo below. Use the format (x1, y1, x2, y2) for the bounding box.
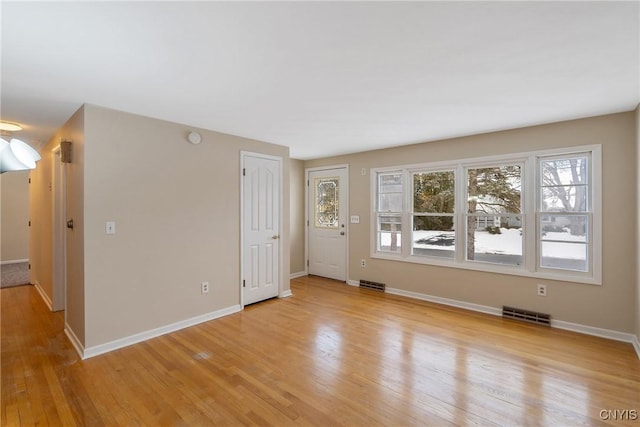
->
(308, 167, 348, 281)
(242, 153, 281, 305)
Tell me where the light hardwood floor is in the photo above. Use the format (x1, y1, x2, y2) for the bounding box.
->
(2, 275, 640, 426)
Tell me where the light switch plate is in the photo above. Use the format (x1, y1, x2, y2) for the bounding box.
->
(350, 215, 360, 224)
(106, 221, 116, 235)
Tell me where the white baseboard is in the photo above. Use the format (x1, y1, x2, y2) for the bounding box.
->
(361, 283, 640, 359)
(290, 271, 307, 279)
(33, 281, 53, 311)
(551, 319, 638, 345)
(630, 335, 640, 359)
(64, 323, 85, 359)
(386, 286, 501, 316)
(82, 305, 242, 359)
(1, 259, 28, 265)
(279, 289, 293, 298)
(346, 279, 359, 287)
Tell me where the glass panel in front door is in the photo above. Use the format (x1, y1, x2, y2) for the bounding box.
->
(314, 177, 339, 229)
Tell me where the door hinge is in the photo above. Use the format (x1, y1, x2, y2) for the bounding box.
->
(242, 168, 246, 176)
(243, 279, 246, 288)
(307, 179, 309, 187)
(307, 260, 309, 267)
(28, 220, 31, 227)
(28, 263, 31, 270)
(306, 219, 309, 226)
(28, 178, 31, 184)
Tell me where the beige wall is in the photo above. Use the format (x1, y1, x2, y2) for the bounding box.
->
(30, 104, 290, 351)
(82, 105, 290, 348)
(1, 170, 29, 262)
(305, 111, 637, 333)
(31, 107, 85, 340)
(290, 159, 306, 274)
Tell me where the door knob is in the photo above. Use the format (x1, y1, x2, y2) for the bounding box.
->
(66, 219, 74, 230)
(340, 231, 345, 235)
(272, 235, 280, 240)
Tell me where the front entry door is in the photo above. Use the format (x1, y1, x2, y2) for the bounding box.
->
(308, 167, 348, 281)
(242, 153, 281, 305)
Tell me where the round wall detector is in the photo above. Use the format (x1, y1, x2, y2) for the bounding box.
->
(187, 131, 202, 145)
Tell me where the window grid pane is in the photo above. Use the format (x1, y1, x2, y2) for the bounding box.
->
(412, 214, 455, 258)
(377, 213, 402, 253)
(378, 172, 403, 212)
(540, 155, 589, 212)
(413, 171, 455, 214)
(466, 215, 523, 266)
(467, 165, 522, 214)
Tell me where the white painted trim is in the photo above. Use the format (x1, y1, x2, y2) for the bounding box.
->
(33, 281, 53, 311)
(346, 279, 359, 287)
(632, 336, 640, 360)
(1, 259, 28, 265)
(64, 323, 85, 359)
(386, 286, 501, 316)
(290, 271, 307, 279)
(551, 320, 639, 347)
(383, 285, 639, 351)
(279, 290, 293, 298)
(82, 305, 242, 359)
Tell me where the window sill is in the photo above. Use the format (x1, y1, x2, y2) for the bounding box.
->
(370, 252, 601, 286)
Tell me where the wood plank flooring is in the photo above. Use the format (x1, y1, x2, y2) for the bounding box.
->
(2, 275, 640, 426)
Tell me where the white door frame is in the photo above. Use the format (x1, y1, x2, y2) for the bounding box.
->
(240, 151, 284, 307)
(305, 164, 349, 281)
(52, 145, 67, 313)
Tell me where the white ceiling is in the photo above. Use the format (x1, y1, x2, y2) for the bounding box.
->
(1, 1, 639, 160)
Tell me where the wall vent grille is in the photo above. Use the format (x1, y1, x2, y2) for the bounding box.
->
(359, 280, 385, 292)
(502, 306, 551, 326)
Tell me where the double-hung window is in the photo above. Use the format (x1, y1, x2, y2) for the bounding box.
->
(371, 145, 601, 284)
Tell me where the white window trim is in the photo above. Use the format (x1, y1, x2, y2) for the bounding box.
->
(370, 145, 602, 285)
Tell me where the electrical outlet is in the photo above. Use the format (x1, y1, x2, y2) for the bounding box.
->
(537, 284, 547, 297)
(201, 282, 209, 294)
(360, 259, 366, 268)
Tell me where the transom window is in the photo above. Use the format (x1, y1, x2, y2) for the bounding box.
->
(371, 146, 601, 285)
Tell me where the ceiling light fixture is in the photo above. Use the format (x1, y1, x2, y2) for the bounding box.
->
(0, 138, 42, 173)
(0, 121, 23, 132)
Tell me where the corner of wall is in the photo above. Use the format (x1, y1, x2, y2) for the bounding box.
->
(635, 103, 640, 358)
